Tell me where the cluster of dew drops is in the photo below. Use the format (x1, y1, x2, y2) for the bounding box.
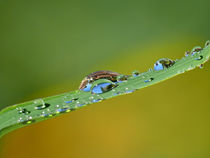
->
(15, 41, 209, 125)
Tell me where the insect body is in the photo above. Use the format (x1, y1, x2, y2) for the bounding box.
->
(154, 58, 175, 71)
(79, 70, 121, 90)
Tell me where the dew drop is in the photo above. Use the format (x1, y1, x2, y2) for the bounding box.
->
(81, 83, 92, 92)
(132, 70, 140, 77)
(41, 113, 54, 117)
(117, 74, 128, 81)
(91, 99, 103, 103)
(144, 78, 154, 83)
(56, 107, 71, 113)
(35, 103, 50, 110)
(195, 55, 203, 60)
(199, 64, 204, 69)
(91, 82, 117, 94)
(191, 46, 202, 55)
(185, 51, 190, 57)
(148, 68, 153, 72)
(114, 92, 121, 96)
(154, 58, 174, 71)
(76, 103, 86, 107)
(16, 107, 31, 115)
(65, 98, 79, 104)
(177, 70, 185, 74)
(205, 40, 210, 47)
(124, 90, 135, 94)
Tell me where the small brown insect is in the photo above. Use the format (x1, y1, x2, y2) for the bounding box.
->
(79, 70, 121, 90)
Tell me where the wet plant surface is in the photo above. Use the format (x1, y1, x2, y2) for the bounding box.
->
(0, 41, 209, 138)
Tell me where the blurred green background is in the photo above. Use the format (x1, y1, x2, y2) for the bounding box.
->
(0, 0, 210, 158)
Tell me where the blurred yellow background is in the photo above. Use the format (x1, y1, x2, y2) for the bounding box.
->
(0, 0, 210, 158)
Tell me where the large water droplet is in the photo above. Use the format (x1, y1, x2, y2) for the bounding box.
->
(81, 83, 92, 92)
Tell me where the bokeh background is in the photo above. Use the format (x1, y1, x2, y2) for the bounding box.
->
(0, 0, 210, 158)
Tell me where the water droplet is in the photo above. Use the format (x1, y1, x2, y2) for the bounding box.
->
(81, 83, 92, 92)
(199, 64, 204, 69)
(185, 51, 190, 57)
(16, 107, 31, 115)
(56, 107, 71, 113)
(205, 40, 210, 47)
(177, 70, 185, 74)
(195, 55, 203, 60)
(191, 46, 202, 55)
(91, 82, 117, 94)
(91, 99, 103, 103)
(22, 119, 35, 124)
(41, 113, 54, 117)
(117, 74, 128, 82)
(76, 103, 86, 107)
(148, 68, 153, 72)
(35, 103, 50, 110)
(65, 98, 79, 103)
(19, 116, 35, 124)
(114, 92, 121, 96)
(144, 78, 154, 83)
(132, 70, 140, 77)
(124, 90, 135, 94)
(154, 58, 175, 71)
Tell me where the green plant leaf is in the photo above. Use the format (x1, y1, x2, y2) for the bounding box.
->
(0, 41, 209, 138)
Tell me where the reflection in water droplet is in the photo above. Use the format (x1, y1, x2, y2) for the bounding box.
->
(91, 82, 116, 94)
(195, 55, 203, 60)
(81, 83, 92, 92)
(16, 107, 31, 115)
(154, 58, 175, 71)
(35, 103, 50, 110)
(144, 78, 154, 83)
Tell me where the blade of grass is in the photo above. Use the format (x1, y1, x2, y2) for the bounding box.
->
(0, 41, 209, 138)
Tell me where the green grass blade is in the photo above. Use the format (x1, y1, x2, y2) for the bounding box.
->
(0, 41, 210, 138)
